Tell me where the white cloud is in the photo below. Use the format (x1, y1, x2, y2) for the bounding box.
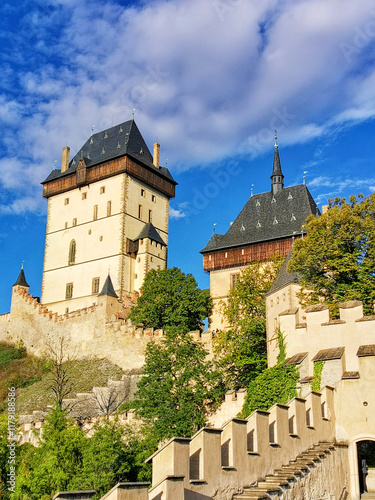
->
(2, 0, 375, 214)
(169, 207, 187, 219)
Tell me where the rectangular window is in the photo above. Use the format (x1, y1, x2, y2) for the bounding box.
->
(152, 195, 156, 202)
(230, 273, 239, 289)
(82, 192, 87, 200)
(107, 200, 112, 217)
(100, 186, 105, 194)
(138, 205, 143, 220)
(92, 277, 100, 294)
(65, 283, 73, 299)
(72, 218, 77, 226)
(148, 209, 152, 222)
(64, 198, 69, 205)
(93, 205, 98, 220)
(141, 189, 145, 197)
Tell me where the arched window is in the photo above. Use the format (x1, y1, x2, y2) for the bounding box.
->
(69, 240, 76, 265)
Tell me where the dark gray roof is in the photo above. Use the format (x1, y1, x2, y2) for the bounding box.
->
(98, 275, 118, 298)
(13, 268, 29, 287)
(271, 145, 284, 179)
(42, 120, 176, 185)
(267, 251, 301, 295)
(201, 183, 319, 253)
(134, 222, 166, 246)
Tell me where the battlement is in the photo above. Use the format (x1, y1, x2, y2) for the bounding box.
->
(106, 387, 337, 500)
(0, 313, 10, 323)
(268, 300, 375, 375)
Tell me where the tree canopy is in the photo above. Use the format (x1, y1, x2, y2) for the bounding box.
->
(133, 332, 224, 441)
(129, 267, 212, 333)
(287, 194, 375, 315)
(213, 259, 283, 388)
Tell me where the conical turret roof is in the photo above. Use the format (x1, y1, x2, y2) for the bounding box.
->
(98, 275, 118, 298)
(13, 267, 29, 287)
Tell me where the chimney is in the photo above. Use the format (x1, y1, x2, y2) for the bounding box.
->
(153, 142, 160, 169)
(61, 146, 70, 173)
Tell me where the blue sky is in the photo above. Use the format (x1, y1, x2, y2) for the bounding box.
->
(1, 0, 375, 313)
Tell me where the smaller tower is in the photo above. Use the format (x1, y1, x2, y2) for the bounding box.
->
(13, 266, 29, 291)
(270, 131, 284, 195)
(97, 274, 120, 318)
(11, 266, 30, 315)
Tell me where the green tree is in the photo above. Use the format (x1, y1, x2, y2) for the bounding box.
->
(70, 419, 147, 499)
(288, 194, 375, 315)
(14, 407, 86, 499)
(129, 267, 212, 333)
(213, 259, 283, 388)
(133, 332, 224, 441)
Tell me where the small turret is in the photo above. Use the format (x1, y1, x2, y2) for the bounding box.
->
(98, 274, 120, 318)
(270, 131, 284, 195)
(13, 266, 29, 289)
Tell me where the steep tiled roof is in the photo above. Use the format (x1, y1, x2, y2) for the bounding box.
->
(98, 275, 118, 298)
(13, 268, 29, 287)
(200, 183, 319, 253)
(42, 120, 176, 185)
(284, 352, 308, 365)
(134, 222, 166, 246)
(267, 251, 301, 295)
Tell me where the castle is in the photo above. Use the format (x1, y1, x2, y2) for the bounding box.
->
(1, 123, 375, 499)
(201, 135, 320, 331)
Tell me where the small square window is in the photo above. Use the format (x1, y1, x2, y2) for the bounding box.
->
(100, 186, 105, 194)
(64, 198, 69, 205)
(82, 192, 87, 200)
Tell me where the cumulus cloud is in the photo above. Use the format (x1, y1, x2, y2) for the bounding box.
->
(2, 0, 375, 213)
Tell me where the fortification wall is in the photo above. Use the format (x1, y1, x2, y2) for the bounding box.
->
(0, 288, 153, 370)
(269, 300, 375, 376)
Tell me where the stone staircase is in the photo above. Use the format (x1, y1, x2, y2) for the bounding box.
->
(233, 442, 336, 499)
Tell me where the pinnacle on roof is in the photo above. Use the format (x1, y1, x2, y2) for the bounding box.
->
(13, 267, 29, 288)
(98, 275, 118, 298)
(270, 131, 284, 195)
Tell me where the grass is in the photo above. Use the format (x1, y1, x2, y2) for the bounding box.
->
(0, 342, 136, 414)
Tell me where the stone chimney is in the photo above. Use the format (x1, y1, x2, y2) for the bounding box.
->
(61, 146, 70, 173)
(153, 143, 160, 169)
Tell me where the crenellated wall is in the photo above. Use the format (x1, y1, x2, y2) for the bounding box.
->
(102, 387, 345, 500)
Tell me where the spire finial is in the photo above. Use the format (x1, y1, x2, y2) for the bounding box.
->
(303, 171, 308, 185)
(91, 125, 95, 136)
(251, 184, 254, 197)
(132, 109, 136, 120)
(213, 223, 217, 234)
(274, 129, 278, 148)
(21, 261, 24, 269)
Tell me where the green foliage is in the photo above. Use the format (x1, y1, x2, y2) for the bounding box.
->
(288, 194, 375, 315)
(12, 409, 153, 500)
(133, 332, 224, 441)
(311, 361, 324, 392)
(0, 343, 26, 368)
(240, 364, 299, 418)
(129, 267, 212, 333)
(14, 407, 86, 499)
(276, 328, 286, 364)
(213, 259, 283, 388)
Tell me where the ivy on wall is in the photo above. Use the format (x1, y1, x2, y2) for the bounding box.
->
(311, 360, 324, 392)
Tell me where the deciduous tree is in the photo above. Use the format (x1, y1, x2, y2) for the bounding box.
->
(133, 331, 224, 440)
(213, 259, 283, 388)
(288, 194, 375, 315)
(129, 267, 211, 333)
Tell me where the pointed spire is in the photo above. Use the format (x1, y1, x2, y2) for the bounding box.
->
(270, 130, 284, 195)
(98, 275, 118, 298)
(13, 267, 29, 288)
